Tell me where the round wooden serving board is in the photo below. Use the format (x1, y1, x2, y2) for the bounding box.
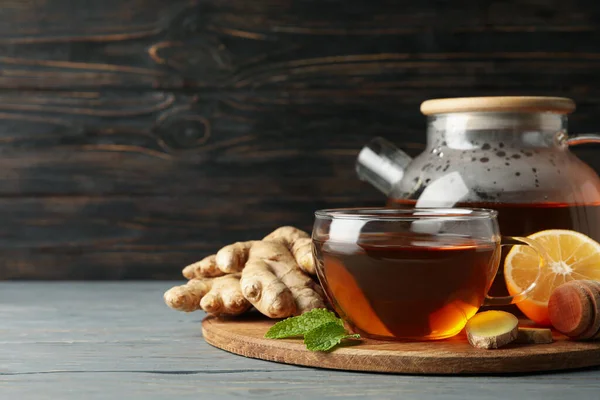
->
(202, 314, 600, 374)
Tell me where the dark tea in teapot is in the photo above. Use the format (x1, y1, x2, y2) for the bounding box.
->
(390, 200, 600, 246)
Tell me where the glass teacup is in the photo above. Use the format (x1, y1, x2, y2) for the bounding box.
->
(312, 208, 547, 341)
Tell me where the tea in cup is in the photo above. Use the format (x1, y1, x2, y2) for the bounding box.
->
(312, 208, 546, 341)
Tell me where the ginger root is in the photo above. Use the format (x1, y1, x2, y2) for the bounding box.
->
(164, 274, 250, 315)
(264, 226, 315, 275)
(182, 255, 224, 279)
(239, 240, 325, 318)
(466, 311, 519, 349)
(164, 226, 325, 319)
(182, 226, 316, 278)
(514, 327, 553, 344)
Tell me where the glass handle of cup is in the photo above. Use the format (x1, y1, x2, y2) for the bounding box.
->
(483, 236, 549, 307)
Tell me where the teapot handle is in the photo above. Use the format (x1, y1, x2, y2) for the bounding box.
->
(564, 133, 600, 146)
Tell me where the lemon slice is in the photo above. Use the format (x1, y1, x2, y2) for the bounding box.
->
(505, 229, 600, 325)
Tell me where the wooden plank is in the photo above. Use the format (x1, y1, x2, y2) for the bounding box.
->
(0, 90, 426, 197)
(1, 282, 600, 399)
(2, 0, 598, 46)
(0, 195, 382, 279)
(2, 1, 600, 90)
(0, 196, 338, 279)
(0, 90, 595, 199)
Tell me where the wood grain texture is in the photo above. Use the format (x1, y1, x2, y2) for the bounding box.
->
(1, 1, 600, 278)
(202, 314, 600, 375)
(0, 196, 364, 279)
(2, 282, 600, 399)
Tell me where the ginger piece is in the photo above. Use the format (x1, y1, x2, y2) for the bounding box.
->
(215, 226, 315, 275)
(215, 241, 258, 274)
(181, 226, 316, 280)
(180, 241, 257, 278)
(182, 255, 225, 279)
(181, 242, 257, 279)
(240, 240, 325, 318)
(514, 327, 553, 344)
(165, 226, 324, 318)
(164, 274, 250, 315)
(263, 226, 315, 275)
(466, 311, 519, 349)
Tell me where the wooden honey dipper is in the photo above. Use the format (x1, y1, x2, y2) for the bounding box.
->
(548, 280, 600, 341)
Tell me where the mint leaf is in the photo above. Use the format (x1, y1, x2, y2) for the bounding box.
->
(264, 308, 361, 351)
(264, 308, 341, 339)
(304, 321, 361, 352)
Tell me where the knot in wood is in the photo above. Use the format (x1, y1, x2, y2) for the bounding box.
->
(155, 112, 210, 150)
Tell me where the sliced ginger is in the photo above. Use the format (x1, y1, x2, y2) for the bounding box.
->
(515, 327, 553, 344)
(165, 226, 325, 319)
(466, 311, 519, 349)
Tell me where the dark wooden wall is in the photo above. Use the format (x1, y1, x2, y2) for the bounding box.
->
(1, 0, 600, 279)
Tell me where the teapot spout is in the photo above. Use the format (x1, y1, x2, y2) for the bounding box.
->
(356, 137, 413, 196)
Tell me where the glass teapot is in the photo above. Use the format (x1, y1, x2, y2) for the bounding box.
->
(356, 96, 600, 243)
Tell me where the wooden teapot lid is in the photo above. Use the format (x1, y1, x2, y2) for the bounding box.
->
(421, 96, 576, 115)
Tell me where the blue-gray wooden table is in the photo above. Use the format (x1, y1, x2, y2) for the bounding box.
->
(2, 282, 600, 399)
